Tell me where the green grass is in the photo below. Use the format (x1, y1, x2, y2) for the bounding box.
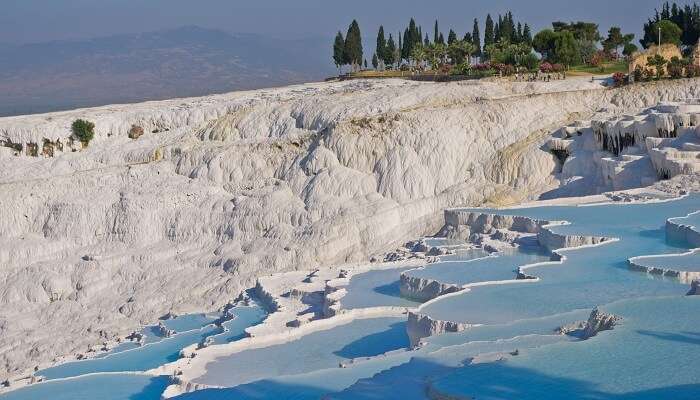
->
(568, 60, 628, 76)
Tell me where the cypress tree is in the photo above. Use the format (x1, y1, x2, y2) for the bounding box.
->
(398, 32, 403, 62)
(434, 20, 440, 44)
(448, 29, 458, 45)
(516, 22, 523, 44)
(494, 20, 501, 42)
(372, 53, 378, 69)
(408, 18, 420, 53)
(472, 18, 481, 57)
(376, 26, 386, 69)
(402, 28, 410, 61)
(424, 34, 430, 46)
(439, 32, 445, 45)
(333, 31, 345, 73)
(522, 23, 533, 45)
(505, 12, 516, 42)
(385, 34, 396, 67)
(344, 20, 363, 71)
(484, 14, 494, 47)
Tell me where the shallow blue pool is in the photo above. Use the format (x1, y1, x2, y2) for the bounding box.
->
(36, 305, 266, 380)
(406, 246, 550, 286)
(0, 374, 169, 400)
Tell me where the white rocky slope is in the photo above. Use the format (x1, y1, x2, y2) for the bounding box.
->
(0, 77, 699, 382)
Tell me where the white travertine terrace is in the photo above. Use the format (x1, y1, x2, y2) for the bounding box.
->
(1, 77, 700, 386)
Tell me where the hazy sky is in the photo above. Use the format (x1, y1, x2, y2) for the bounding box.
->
(1, 0, 692, 46)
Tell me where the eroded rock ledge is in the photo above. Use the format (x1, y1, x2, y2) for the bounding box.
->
(406, 312, 473, 348)
(666, 214, 700, 247)
(399, 274, 463, 302)
(628, 257, 700, 284)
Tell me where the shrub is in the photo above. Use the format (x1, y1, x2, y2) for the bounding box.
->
(521, 53, 540, 71)
(612, 72, 626, 87)
(71, 119, 95, 145)
(643, 68, 656, 81)
(551, 63, 565, 73)
(540, 62, 553, 73)
(667, 57, 687, 79)
(687, 64, 700, 78)
(633, 65, 644, 82)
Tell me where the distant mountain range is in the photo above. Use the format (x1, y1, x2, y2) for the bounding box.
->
(0, 26, 334, 116)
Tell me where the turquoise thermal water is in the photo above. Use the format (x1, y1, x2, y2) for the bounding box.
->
(193, 317, 410, 388)
(406, 246, 550, 286)
(0, 305, 266, 400)
(0, 374, 170, 400)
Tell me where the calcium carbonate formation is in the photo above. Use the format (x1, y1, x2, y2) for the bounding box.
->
(1, 76, 700, 387)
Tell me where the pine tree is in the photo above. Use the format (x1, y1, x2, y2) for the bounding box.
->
(472, 18, 481, 58)
(398, 33, 403, 63)
(434, 20, 440, 44)
(344, 20, 363, 71)
(376, 26, 387, 70)
(516, 22, 523, 44)
(333, 31, 345, 73)
(448, 29, 458, 45)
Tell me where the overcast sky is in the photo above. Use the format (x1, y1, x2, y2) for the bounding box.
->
(1, 0, 692, 46)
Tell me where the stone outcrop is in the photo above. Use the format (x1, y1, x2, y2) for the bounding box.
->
(557, 307, 621, 339)
(406, 312, 472, 347)
(687, 279, 700, 295)
(399, 273, 463, 302)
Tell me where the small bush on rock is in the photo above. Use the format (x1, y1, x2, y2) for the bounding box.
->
(71, 119, 95, 145)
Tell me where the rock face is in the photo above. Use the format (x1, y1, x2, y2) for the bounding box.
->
(688, 280, 700, 295)
(0, 77, 698, 381)
(406, 312, 472, 347)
